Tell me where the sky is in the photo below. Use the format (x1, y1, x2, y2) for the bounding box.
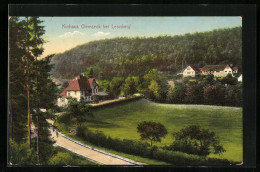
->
(39, 17, 242, 58)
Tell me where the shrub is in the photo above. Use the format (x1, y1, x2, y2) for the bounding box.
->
(169, 125, 225, 156)
(76, 127, 233, 165)
(48, 152, 76, 165)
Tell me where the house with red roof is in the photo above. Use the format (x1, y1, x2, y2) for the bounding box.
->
(182, 64, 238, 78)
(200, 64, 238, 78)
(57, 74, 100, 106)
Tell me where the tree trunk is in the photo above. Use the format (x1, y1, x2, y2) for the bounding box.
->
(36, 54, 39, 161)
(10, 101, 13, 140)
(37, 114, 39, 160)
(27, 57, 31, 148)
(26, 17, 31, 148)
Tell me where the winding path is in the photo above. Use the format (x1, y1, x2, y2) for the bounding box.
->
(46, 119, 145, 165)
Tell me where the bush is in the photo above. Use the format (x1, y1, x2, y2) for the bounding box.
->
(169, 125, 225, 156)
(48, 152, 76, 165)
(75, 127, 233, 165)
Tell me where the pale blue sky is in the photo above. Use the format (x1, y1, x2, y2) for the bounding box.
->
(39, 17, 242, 58)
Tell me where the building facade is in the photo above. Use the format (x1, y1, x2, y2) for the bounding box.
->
(200, 64, 238, 78)
(57, 74, 99, 107)
(182, 65, 201, 77)
(182, 64, 238, 78)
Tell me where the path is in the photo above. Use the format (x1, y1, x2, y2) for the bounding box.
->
(92, 95, 142, 107)
(46, 119, 144, 165)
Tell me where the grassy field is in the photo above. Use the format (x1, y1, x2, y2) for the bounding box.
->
(52, 146, 99, 165)
(81, 98, 242, 162)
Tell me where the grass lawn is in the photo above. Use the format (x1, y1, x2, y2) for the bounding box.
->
(53, 146, 99, 165)
(82, 99, 242, 162)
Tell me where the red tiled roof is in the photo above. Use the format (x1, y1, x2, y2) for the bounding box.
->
(200, 64, 228, 72)
(58, 75, 91, 97)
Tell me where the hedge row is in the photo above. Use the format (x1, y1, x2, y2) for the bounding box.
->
(76, 127, 237, 165)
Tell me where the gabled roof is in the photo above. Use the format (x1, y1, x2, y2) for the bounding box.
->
(200, 64, 238, 72)
(200, 65, 227, 71)
(88, 78, 95, 86)
(187, 65, 200, 72)
(59, 75, 91, 97)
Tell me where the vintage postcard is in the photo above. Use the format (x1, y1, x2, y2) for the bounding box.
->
(8, 11, 246, 166)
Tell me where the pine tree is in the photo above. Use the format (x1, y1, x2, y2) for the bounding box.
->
(28, 16, 45, 160)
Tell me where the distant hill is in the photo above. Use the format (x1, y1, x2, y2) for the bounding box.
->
(51, 26, 242, 80)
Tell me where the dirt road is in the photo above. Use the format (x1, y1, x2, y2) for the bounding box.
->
(47, 119, 144, 165)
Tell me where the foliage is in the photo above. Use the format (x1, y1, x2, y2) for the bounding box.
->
(184, 84, 203, 104)
(57, 121, 237, 165)
(8, 139, 37, 165)
(97, 80, 110, 92)
(49, 147, 98, 165)
(109, 77, 124, 98)
(84, 67, 94, 78)
(169, 125, 225, 156)
(137, 121, 168, 146)
(221, 73, 238, 85)
(48, 152, 76, 165)
(224, 83, 242, 106)
(67, 99, 93, 127)
(203, 85, 225, 105)
(167, 82, 186, 103)
(122, 77, 138, 96)
(9, 16, 59, 164)
(9, 16, 28, 142)
(56, 99, 242, 162)
(52, 27, 242, 79)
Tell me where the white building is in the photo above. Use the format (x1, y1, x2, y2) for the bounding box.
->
(199, 64, 238, 78)
(57, 75, 99, 107)
(238, 74, 242, 82)
(182, 65, 201, 77)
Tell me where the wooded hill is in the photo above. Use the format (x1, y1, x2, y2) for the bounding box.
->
(51, 26, 242, 80)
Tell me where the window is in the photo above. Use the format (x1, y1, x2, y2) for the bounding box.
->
(74, 91, 76, 94)
(187, 72, 191, 74)
(68, 92, 70, 96)
(225, 71, 227, 72)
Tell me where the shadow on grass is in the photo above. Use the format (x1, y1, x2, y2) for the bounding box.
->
(86, 118, 122, 129)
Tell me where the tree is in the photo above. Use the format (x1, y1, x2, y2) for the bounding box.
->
(170, 125, 225, 156)
(67, 99, 93, 128)
(122, 77, 137, 96)
(198, 74, 215, 86)
(28, 17, 46, 159)
(167, 82, 186, 103)
(32, 55, 58, 163)
(224, 83, 242, 106)
(184, 84, 203, 104)
(203, 84, 225, 105)
(8, 139, 37, 165)
(144, 69, 162, 83)
(84, 67, 94, 78)
(137, 121, 168, 147)
(148, 80, 159, 100)
(221, 73, 238, 86)
(9, 17, 28, 143)
(109, 77, 124, 98)
(98, 80, 110, 92)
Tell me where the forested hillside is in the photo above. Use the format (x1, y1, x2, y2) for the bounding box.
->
(51, 26, 242, 79)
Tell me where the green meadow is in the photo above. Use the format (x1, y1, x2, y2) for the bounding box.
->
(83, 98, 242, 162)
